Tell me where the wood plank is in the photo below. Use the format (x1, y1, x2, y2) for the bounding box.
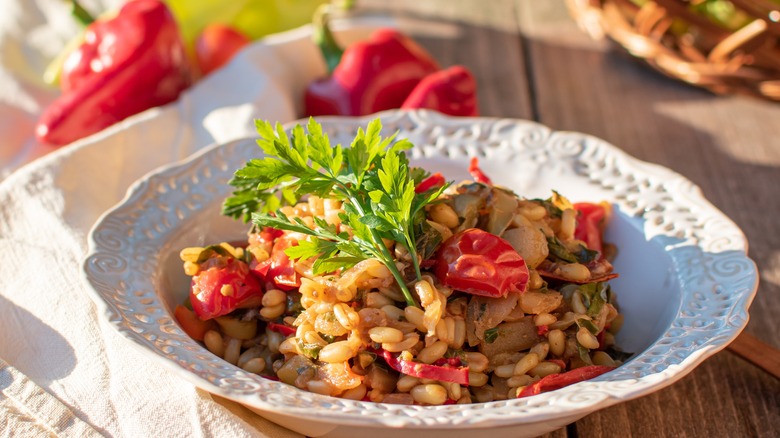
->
(729, 331, 780, 380)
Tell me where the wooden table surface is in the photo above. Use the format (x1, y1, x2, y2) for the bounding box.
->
(353, 0, 780, 436)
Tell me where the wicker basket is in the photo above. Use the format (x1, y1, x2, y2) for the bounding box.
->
(566, 0, 780, 101)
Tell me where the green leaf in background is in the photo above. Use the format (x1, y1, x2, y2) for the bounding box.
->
(164, 0, 328, 55)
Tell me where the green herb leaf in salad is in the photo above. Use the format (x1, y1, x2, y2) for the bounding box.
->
(532, 190, 571, 219)
(223, 117, 450, 307)
(546, 235, 578, 263)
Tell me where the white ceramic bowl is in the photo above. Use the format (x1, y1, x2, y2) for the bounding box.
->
(83, 110, 758, 438)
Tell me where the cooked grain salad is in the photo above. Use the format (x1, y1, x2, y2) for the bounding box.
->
(174, 118, 628, 404)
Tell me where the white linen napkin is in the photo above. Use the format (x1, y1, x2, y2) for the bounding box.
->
(0, 12, 386, 437)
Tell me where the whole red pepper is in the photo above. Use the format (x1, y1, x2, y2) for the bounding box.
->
(195, 23, 251, 76)
(401, 65, 479, 116)
(304, 27, 440, 116)
(36, 0, 191, 146)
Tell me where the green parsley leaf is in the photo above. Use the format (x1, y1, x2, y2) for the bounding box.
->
(224, 117, 450, 307)
(193, 245, 231, 263)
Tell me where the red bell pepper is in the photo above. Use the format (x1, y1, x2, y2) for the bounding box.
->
(304, 27, 440, 117)
(304, 5, 479, 117)
(195, 23, 250, 76)
(36, 0, 191, 146)
(516, 365, 615, 398)
(401, 65, 479, 116)
(377, 349, 469, 385)
(434, 228, 529, 298)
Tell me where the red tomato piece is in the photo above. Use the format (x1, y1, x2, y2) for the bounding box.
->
(248, 229, 301, 290)
(173, 304, 216, 341)
(248, 227, 283, 278)
(265, 235, 301, 290)
(195, 23, 250, 76)
(516, 365, 615, 398)
(468, 157, 492, 185)
(573, 202, 607, 255)
(263, 227, 285, 240)
(434, 228, 529, 298)
(190, 258, 263, 320)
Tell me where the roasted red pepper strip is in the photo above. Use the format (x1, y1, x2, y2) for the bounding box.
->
(401, 65, 479, 116)
(378, 349, 469, 385)
(573, 202, 608, 255)
(468, 157, 493, 185)
(304, 28, 440, 116)
(415, 172, 446, 194)
(516, 365, 615, 398)
(267, 322, 296, 337)
(36, 0, 191, 146)
(537, 270, 619, 285)
(435, 228, 529, 298)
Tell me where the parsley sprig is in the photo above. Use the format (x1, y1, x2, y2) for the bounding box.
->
(222, 118, 449, 307)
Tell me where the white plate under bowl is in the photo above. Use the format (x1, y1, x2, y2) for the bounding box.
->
(83, 110, 758, 438)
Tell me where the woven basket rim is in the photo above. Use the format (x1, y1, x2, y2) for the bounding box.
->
(566, 0, 780, 101)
